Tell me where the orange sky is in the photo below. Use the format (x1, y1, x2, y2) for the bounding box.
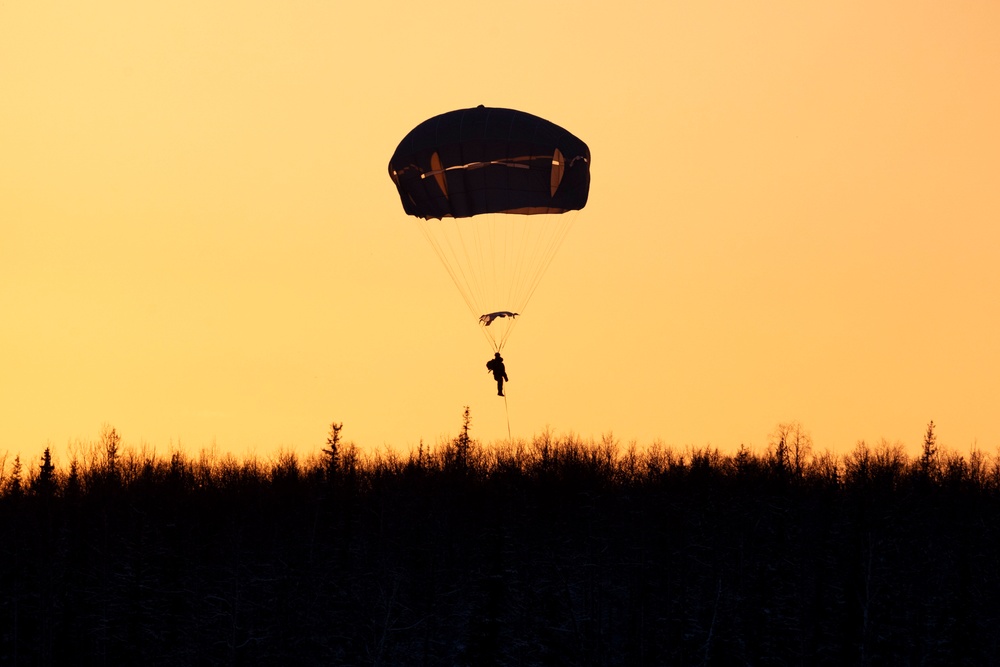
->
(3, 0, 999, 465)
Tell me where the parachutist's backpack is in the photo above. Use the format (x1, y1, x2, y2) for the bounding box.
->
(486, 358, 498, 373)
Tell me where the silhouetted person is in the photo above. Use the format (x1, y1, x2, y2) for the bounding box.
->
(486, 352, 508, 397)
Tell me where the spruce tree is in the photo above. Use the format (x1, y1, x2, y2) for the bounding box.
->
(34, 447, 56, 497)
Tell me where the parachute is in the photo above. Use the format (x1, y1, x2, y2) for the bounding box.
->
(388, 106, 590, 351)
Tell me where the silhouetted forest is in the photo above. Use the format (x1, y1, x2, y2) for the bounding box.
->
(3, 419, 1000, 665)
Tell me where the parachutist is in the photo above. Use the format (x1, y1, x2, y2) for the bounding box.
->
(486, 352, 508, 397)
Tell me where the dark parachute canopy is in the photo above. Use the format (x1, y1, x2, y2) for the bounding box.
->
(388, 106, 590, 351)
(388, 105, 590, 220)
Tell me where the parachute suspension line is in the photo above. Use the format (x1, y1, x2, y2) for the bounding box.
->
(484, 317, 502, 353)
(518, 211, 578, 313)
(500, 216, 513, 317)
(474, 214, 512, 352)
(508, 217, 537, 319)
(419, 210, 579, 354)
(507, 216, 527, 311)
(487, 213, 499, 308)
(492, 211, 578, 352)
(418, 220, 479, 318)
(503, 392, 512, 443)
(514, 215, 535, 298)
(495, 215, 514, 349)
(495, 320, 513, 352)
(467, 215, 488, 310)
(494, 210, 578, 353)
(453, 217, 488, 314)
(483, 214, 500, 316)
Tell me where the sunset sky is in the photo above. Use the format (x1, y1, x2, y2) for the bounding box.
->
(3, 0, 999, 464)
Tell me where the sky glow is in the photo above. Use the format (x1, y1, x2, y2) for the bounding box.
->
(2, 0, 999, 462)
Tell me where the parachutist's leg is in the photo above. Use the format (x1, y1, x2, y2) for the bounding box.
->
(497, 377, 504, 396)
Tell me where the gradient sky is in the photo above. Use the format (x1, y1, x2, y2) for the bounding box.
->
(3, 0, 999, 464)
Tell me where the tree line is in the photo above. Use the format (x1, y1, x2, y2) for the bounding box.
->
(2, 418, 999, 665)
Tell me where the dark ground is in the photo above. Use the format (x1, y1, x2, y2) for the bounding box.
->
(3, 434, 999, 665)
